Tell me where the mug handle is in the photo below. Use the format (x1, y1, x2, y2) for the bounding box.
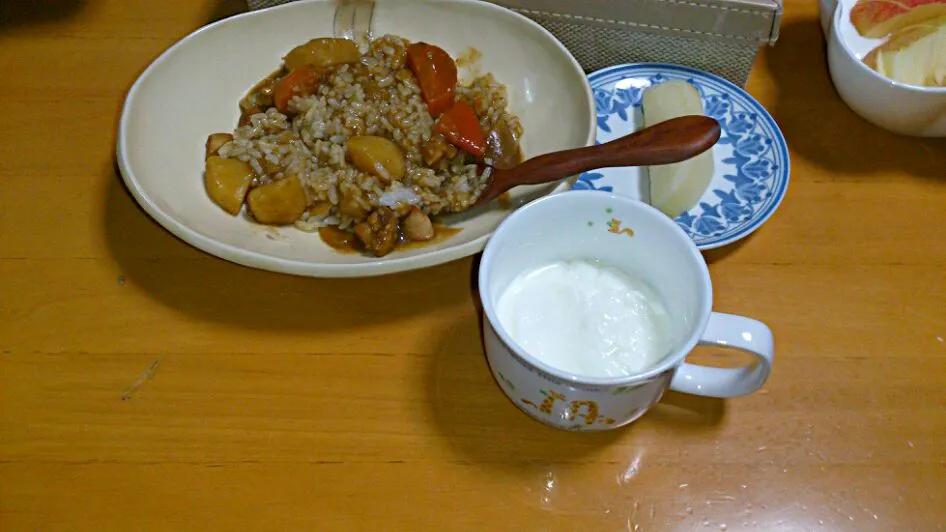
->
(669, 312, 774, 398)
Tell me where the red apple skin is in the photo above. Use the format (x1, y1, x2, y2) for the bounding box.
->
(851, 0, 946, 38)
(862, 17, 946, 87)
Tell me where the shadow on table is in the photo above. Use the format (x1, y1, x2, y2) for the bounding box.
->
(0, 0, 87, 29)
(103, 161, 471, 333)
(424, 256, 726, 474)
(204, 0, 250, 24)
(701, 230, 757, 265)
(759, 18, 946, 180)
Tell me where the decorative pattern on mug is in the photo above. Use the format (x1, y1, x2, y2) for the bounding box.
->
(521, 389, 565, 414)
(521, 390, 616, 427)
(495, 371, 515, 392)
(607, 218, 634, 237)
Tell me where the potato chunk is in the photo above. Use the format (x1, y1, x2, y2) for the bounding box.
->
(283, 38, 360, 70)
(346, 136, 406, 182)
(247, 176, 307, 225)
(205, 133, 233, 159)
(204, 155, 253, 215)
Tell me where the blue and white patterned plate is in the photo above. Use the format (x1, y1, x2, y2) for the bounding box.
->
(571, 64, 790, 250)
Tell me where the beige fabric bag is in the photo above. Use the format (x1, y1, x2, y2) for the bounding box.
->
(245, 0, 781, 86)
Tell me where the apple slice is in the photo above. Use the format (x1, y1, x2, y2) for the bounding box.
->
(641, 80, 715, 218)
(850, 0, 946, 38)
(863, 16, 946, 86)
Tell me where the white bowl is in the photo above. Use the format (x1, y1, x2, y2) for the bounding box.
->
(117, 0, 595, 277)
(826, 0, 946, 137)
(818, 0, 838, 37)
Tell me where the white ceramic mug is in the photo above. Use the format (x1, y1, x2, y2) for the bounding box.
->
(478, 191, 774, 431)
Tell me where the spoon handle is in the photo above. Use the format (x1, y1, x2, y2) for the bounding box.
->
(498, 115, 720, 187)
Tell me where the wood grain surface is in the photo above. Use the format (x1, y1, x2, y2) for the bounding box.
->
(1, 0, 944, 530)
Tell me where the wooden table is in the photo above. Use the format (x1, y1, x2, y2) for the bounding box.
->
(2, 0, 944, 529)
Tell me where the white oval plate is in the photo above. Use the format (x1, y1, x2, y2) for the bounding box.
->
(117, 0, 595, 277)
(572, 64, 790, 250)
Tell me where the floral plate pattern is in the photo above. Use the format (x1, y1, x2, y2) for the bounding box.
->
(571, 64, 790, 250)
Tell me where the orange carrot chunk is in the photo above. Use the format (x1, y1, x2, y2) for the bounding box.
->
(406, 42, 457, 117)
(273, 67, 320, 113)
(434, 101, 486, 157)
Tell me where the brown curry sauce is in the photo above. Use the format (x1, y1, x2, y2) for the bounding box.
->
(233, 48, 523, 258)
(318, 224, 462, 253)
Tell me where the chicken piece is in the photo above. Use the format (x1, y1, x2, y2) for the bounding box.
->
(485, 118, 523, 170)
(401, 207, 434, 242)
(205, 133, 233, 159)
(353, 207, 399, 257)
(421, 134, 458, 166)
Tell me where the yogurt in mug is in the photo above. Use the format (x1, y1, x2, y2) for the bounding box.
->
(495, 259, 675, 378)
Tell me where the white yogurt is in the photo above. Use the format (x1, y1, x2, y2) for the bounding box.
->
(495, 259, 675, 378)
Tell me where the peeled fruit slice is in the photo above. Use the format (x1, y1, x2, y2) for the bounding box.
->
(247, 176, 308, 225)
(863, 17, 946, 86)
(641, 80, 715, 219)
(850, 0, 946, 38)
(204, 156, 253, 215)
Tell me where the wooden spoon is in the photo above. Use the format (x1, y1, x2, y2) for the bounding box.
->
(470, 115, 721, 208)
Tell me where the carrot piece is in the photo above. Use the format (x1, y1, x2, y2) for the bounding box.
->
(433, 101, 486, 157)
(273, 67, 320, 113)
(406, 42, 457, 117)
